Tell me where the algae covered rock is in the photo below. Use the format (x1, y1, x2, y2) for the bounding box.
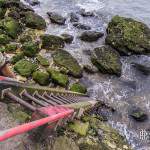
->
(0, 17, 22, 39)
(79, 31, 104, 42)
(41, 34, 64, 50)
(61, 33, 74, 43)
(52, 50, 82, 78)
(32, 71, 50, 85)
(11, 52, 24, 64)
(68, 120, 89, 136)
(91, 46, 122, 76)
(14, 59, 37, 77)
(106, 16, 150, 55)
(5, 43, 17, 52)
(0, 34, 11, 45)
(21, 41, 39, 57)
(70, 83, 87, 94)
(0, 7, 6, 19)
(52, 136, 79, 150)
(23, 11, 46, 30)
(47, 68, 69, 87)
(37, 55, 49, 66)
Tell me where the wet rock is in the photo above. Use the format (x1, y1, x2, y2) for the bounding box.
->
(129, 107, 148, 122)
(23, 11, 46, 30)
(79, 31, 104, 42)
(70, 83, 87, 94)
(91, 46, 122, 76)
(41, 34, 64, 50)
(14, 59, 37, 77)
(52, 50, 82, 78)
(0, 17, 23, 39)
(133, 60, 150, 75)
(61, 33, 74, 43)
(21, 41, 39, 57)
(83, 65, 98, 74)
(68, 120, 89, 136)
(37, 55, 49, 66)
(47, 68, 69, 87)
(106, 16, 150, 55)
(47, 12, 66, 25)
(73, 23, 91, 30)
(11, 52, 24, 64)
(70, 12, 79, 22)
(25, 0, 40, 6)
(0, 34, 11, 45)
(32, 71, 50, 85)
(52, 136, 79, 150)
(79, 9, 94, 17)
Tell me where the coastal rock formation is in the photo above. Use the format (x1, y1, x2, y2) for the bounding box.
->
(91, 46, 122, 76)
(106, 16, 150, 55)
(52, 50, 82, 78)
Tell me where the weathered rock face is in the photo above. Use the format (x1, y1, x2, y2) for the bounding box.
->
(79, 31, 104, 42)
(14, 59, 37, 77)
(47, 12, 66, 25)
(70, 83, 87, 94)
(73, 23, 91, 30)
(52, 50, 82, 78)
(23, 11, 46, 30)
(47, 68, 69, 87)
(91, 46, 122, 76)
(106, 16, 150, 55)
(32, 71, 50, 85)
(21, 41, 39, 57)
(41, 34, 64, 50)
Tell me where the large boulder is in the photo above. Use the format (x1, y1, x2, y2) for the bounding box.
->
(106, 16, 150, 55)
(91, 46, 122, 76)
(21, 41, 39, 57)
(52, 50, 82, 78)
(79, 31, 104, 42)
(32, 71, 50, 85)
(23, 11, 46, 30)
(41, 34, 64, 50)
(47, 12, 66, 25)
(70, 83, 87, 94)
(14, 59, 37, 77)
(47, 68, 69, 87)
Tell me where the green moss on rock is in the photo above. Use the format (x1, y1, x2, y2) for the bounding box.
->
(70, 83, 87, 94)
(0, 34, 10, 45)
(32, 71, 50, 85)
(91, 46, 122, 76)
(52, 50, 82, 78)
(23, 11, 46, 30)
(41, 34, 64, 50)
(5, 43, 17, 52)
(0, 8, 6, 19)
(11, 52, 24, 64)
(106, 15, 150, 55)
(14, 59, 37, 77)
(22, 41, 39, 57)
(47, 68, 69, 87)
(37, 55, 49, 66)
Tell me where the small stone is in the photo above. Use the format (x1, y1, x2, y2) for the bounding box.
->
(70, 12, 79, 22)
(79, 31, 104, 42)
(47, 12, 66, 25)
(70, 83, 87, 94)
(73, 23, 91, 30)
(61, 33, 74, 43)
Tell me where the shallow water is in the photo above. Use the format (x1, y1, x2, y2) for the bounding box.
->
(22, 0, 150, 149)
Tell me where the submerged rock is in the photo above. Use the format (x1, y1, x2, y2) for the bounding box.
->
(52, 50, 82, 78)
(37, 55, 49, 66)
(47, 68, 69, 87)
(129, 107, 148, 122)
(61, 33, 74, 43)
(106, 16, 150, 55)
(70, 83, 87, 94)
(91, 46, 122, 76)
(21, 41, 39, 57)
(14, 59, 37, 77)
(41, 34, 64, 50)
(25, 0, 40, 6)
(73, 23, 91, 30)
(47, 12, 66, 25)
(70, 12, 79, 22)
(79, 31, 104, 42)
(32, 71, 50, 85)
(83, 65, 98, 74)
(23, 11, 46, 30)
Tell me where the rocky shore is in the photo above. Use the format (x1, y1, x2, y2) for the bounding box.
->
(0, 0, 150, 149)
